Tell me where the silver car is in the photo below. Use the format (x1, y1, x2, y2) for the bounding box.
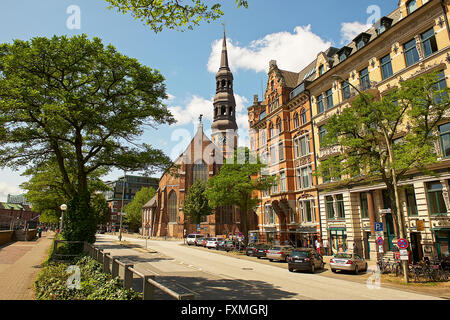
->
(329, 253, 368, 274)
(266, 245, 294, 262)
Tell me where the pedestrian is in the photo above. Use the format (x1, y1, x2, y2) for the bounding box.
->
(323, 239, 329, 256)
(38, 226, 42, 238)
(315, 239, 321, 255)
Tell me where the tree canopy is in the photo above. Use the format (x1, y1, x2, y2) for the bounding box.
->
(182, 180, 211, 225)
(205, 147, 274, 245)
(105, 0, 248, 33)
(124, 186, 156, 232)
(0, 34, 175, 243)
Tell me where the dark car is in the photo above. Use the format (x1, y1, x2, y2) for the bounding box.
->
(288, 249, 324, 273)
(223, 240, 236, 252)
(254, 244, 271, 259)
(246, 243, 263, 256)
(216, 239, 227, 250)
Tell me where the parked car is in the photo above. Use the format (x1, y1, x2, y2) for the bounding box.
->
(222, 240, 236, 252)
(288, 248, 324, 273)
(194, 236, 205, 246)
(254, 244, 271, 259)
(186, 234, 203, 246)
(201, 238, 209, 247)
(329, 253, 368, 274)
(216, 239, 228, 250)
(206, 237, 218, 249)
(246, 243, 263, 256)
(266, 245, 294, 262)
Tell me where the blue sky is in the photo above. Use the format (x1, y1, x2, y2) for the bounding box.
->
(0, 0, 398, 200)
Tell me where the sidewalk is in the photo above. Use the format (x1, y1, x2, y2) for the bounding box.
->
(0, 231, 54, 300)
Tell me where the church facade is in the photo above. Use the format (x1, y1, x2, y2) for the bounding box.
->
(142, 32, 257, 239)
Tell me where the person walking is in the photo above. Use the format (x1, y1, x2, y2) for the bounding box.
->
(323, 239, 329, 256)
(315, 239, 321, 255)
(37, 226, 42, 238)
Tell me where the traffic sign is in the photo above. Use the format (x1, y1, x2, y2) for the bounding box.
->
(145, 223, 150, 229)
(378, 245, 384, 253)
(376, 237, 384, 245)
(375, 222, 384, 232)
(397, 238, 409, 249)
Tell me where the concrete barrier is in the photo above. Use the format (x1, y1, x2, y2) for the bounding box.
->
(13, 229, 37, 241)
(0, 230, 13, 246)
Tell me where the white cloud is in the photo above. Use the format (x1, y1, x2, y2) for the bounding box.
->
(340, 21, 372, 45)
(0, 181, 22, 202)
(207, 25, 331, 74)
(165, 93, 175, 102)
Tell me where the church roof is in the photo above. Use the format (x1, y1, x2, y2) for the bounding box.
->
(142, 195, 157, 208)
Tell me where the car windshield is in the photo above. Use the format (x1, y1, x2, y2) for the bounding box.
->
(291, 251, 310, 258)
(334, 253, 352, 259)
(187, 235, 195, 238)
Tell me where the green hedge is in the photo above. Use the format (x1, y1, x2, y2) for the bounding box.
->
(35, 255, 142, 300)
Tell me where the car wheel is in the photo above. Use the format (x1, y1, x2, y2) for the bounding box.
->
(285, 256, 289, 263)
(321, 262, 325, 270)
(288, 267, 294, 272)
(354, 265, 359, 275)
(365, 263, 368, 272)
(257, 256, 261, 259)
(311, 264, 315, 273)
(331, 269, 337, 273)
(269, 259, 274, 262)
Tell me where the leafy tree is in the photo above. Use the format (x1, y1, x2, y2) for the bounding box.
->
(205, 147, 274, 246)
(317, 71, 450, 282)
(91, 193, 110, 226)
(0, 34, 174, 244)
(105, 0, 248, 33)
(182, 180, 212, 225)
(124, 186, 156, 232)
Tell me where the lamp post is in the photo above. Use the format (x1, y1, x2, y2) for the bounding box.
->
(119, 171, 126, 242)
(60, 204, 67, 234)
(331, 74, 409, 283)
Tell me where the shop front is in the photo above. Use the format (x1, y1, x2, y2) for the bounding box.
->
(434, 228, 449, 259)
(329, 228, 348, 255)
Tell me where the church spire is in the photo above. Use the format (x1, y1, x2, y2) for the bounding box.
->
(220, 27, 229, 70)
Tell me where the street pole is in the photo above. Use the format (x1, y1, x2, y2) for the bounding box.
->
(331, 75, 409, 283)
(119, 171, 126, 242)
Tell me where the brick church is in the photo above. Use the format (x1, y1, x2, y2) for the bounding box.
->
(142, 31, 258, 239)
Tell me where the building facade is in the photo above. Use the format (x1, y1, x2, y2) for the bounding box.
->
(249, 0, 450, 260)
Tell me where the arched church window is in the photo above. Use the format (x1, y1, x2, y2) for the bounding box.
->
(221, 106, 226, 115)
(276, 117, 282, 134)
(221, 79, 226, 88)
(168, 191, 177, 223)
(193, 161, 208, 184)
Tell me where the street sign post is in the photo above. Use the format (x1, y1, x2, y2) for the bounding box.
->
(397, 238, 409, 249)
(376, 237, 384, 245)
(375, 222, 384, 232)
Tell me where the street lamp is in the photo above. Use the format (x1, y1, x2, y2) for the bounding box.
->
(331, 74, 409, 283)
(60, 204, 67, 233)
(119, 171, 126, 242)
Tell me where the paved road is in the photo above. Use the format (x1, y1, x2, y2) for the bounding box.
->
(95, 234, 443, 300)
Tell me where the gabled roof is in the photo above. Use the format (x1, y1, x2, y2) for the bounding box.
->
(279, 69, 300, 88)
(143, 195, 157, 208)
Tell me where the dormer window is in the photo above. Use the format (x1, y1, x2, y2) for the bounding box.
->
(354, 33, 371, 50)
(318, 64, 324, 76)
(336, 47, 352, 63)
(376, 17, 393, 35)
(407, 0, 417, 15)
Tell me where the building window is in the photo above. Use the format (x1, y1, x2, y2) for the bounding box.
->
(300, 108, 307, 124)
(360, 193, 369, 219)
(293, 113, 299, 128)
(405, 186, 418, 216)
(339, 52, 347, 62)
(271, 174, 278, 194)
(193, 162, 208, 183)
(290, 206, 296, 224)
(278, 142, 284, 162)
(319, 64, 324, 76)
(326, 196, 335, 219)
(300, 200, 314, 223)
(296, 165, 312, 190)
(269, 123, 274, 138)
(319, 125, 327, 145)
(270, 145, 276, 165)
(360, 67, 370, 90)
(404, 38, 420, 67)
(433, 70, 448, 104)
(317, 94, 324, 114)
(342, 80, 351, 100)
(265, 206, 275, 224)
(279, 171, 286, 192)
(336, 194, 345, 219)
(168, 191, 177, 223)
(276, 117, 282, 135)
(439, 122, 450, 158)
(380, 54, 393, 80)
(406, 0, 417, 14)
(325, 89, 333, 109)
(421, 28, 438, 58)
(259, 130, 267, 146)
(426, 182, 447, 215)
(294, 135, 309, 158)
